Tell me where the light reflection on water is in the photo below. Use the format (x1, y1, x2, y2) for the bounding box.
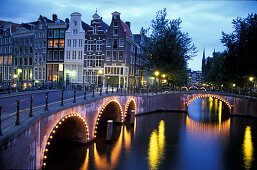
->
(45, 97, 257, 170)
(243, 126, 254, 170)
(148, 120, 166, 170)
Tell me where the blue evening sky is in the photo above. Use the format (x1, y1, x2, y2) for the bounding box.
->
(0, 0, 256, 71)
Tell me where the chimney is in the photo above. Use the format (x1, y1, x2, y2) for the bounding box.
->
(52, 14, 57, 22)
(125, 21, 130, 29)
(65, 18, 69, 23)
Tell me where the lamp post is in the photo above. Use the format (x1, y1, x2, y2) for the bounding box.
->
(154, 71, 159, 94)
(232, 83, 236, 94)
(249, 77, 254, 99)
(161, 74, 166, 93)
(14, 74, 18, 92)
(98, 69, 103, 95)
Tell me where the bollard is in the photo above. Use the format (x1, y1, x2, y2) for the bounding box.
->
(84, 86, 87, 100)
(230, 105, 234, 115)
(92, 85, 95, 97)
(112, 84, 113, 93)
(106, 84, 108, 94)
(8, 82, 11, 93)
(121, 87, 122, 94)
(131, 110, 135, 124)
(29, 95, 33, 117)
(73, 88, 76, 103)
(45, 92, 48, 111)
(100, 86, 102, 96)
(0, 106, 2, 135)
(15, 100, 20, 125)
(117, 84, 119, 93)
(147, 85, 149, 96)
(185, 102, 188, 113)
(106, 120, 113, 141)
(61, 89, 64, 106)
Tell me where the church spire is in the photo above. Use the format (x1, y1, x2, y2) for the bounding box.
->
(202, 48, 206, 74)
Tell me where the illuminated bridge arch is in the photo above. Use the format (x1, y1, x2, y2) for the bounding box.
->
(187, 94, 232, 111)
(181, 86, 189, 91)
(94, 100, 123, 138)
(199, 87, 207, 91)
(124, 98, 137, 123)
(189, 86, 198, 90)
(42, 113, 89, 168)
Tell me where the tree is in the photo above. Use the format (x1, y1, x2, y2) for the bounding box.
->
(221, 13, 257, 87)
(204, 52, 227, 86)
(140, 9, 196, 85)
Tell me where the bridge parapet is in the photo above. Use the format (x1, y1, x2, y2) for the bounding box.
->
(0, 91, 257, 169)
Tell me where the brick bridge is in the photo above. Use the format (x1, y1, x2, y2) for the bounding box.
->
(0, 92, 256, 169)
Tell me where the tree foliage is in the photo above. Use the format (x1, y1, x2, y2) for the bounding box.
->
(204, 13, 257, 87)
(140, 9, 196, 85)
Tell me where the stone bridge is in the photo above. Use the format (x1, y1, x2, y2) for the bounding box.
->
(0, 92, 256, 169)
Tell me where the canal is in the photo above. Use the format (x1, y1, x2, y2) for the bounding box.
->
(45, 97, 257, 170)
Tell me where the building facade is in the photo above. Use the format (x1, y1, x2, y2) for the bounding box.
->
(64, 12, 88, 86)
(84, 11, 108, 87)
(104, 11, 136, 88)
(0, 21, 20, 85)
(33, 15, 52, 85)
(13, 24, 35, 88)
(46, 14, 67, 87)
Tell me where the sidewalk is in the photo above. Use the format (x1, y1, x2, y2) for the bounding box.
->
(0, 89, 61, 99)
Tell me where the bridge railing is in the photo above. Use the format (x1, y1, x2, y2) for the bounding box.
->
(0, 85, 255, 136)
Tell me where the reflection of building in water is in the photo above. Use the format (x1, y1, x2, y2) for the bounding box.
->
(148, 120, 166, 170)
(185, 115, 231, 137)
(92, 125, 132, 169)
(243, 126, 253, 170)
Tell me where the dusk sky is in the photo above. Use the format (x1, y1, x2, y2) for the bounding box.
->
(1, 0, 256, 71)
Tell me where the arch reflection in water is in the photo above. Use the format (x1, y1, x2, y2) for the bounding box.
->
(93, 125, 132, 169)
(188, 97, 230, 124)
(243, 126, 254, 170)
(148, 120, 166, 170)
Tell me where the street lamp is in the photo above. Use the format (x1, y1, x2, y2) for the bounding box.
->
(232, 83, 236, 94)
(249, 77, 254, 99)
(98, 70, 103, 95)
(154, 71, 159, 94)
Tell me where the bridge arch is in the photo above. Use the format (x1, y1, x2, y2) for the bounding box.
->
(181, 86, 189, 91)
(93, 100, 123, 138)
(199, 87, 207, 91)
(42, 113, 89, 168)
(187, 94, 232, 111)
(124, 98, 137, 123)
(189, 86, 198, 90)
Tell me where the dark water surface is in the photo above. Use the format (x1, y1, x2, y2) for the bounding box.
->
(46, 97, 257, 170)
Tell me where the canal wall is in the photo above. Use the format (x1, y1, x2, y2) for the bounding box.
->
(0, 92, 257, 169)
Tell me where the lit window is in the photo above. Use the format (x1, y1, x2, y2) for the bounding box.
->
(59, 40, 64, 47)
(9, 56, 12, 64)
(54, 40, 59, 48)
(48, 40, 53, 47)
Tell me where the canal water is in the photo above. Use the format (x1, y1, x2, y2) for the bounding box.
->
(45, 97, 257, 170)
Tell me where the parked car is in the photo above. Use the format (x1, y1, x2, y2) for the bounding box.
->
(0, 83, 14, 92)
